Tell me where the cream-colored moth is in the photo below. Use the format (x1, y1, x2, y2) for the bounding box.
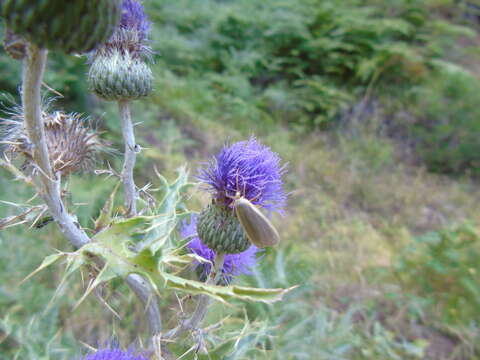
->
(232, 194, 280, 248)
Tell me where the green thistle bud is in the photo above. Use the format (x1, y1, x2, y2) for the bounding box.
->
(87, 50, 153, 101)
(196, 203, 251, 254)
(1, 0, 122, 53)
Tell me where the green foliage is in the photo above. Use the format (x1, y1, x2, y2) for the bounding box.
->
(148, 0, 465, 130)
(3, 0, 480, 358)
(235, 247, 427, 359)
(406, 65, 480, 175)
(394, 224, 480, 325)
(0, 309, 78, 360)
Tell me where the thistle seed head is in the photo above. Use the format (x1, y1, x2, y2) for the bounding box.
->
(3, 27, 26, 60)
(2, 111, 107, 176)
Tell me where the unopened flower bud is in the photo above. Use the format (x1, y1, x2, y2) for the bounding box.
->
(87, 0, 153, 101)
(88, 50, 153, 101)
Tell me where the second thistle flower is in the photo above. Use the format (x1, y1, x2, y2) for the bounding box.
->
(181, 215, 258, 284)
(196, 137, 287, 254)
(88, 0, 153, 101)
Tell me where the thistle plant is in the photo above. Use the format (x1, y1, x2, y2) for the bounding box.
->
(0, 0, 292, 358)
(87, 0, 153, 217)
(2, 110, 106, 176)
(181, 214, 259, 284)
(1, 0, 122, 53)
(197, 137, 287, 253)
(83, 345, 147, 360)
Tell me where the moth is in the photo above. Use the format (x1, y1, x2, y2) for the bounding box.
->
(231, 193, 280, 248)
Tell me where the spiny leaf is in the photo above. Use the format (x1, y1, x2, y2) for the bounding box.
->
(45, 254, 85, 312)
(139, 166, 194, 253)
(20, 252, 66, 285)
(94, 182, 120, 232)
(161, 272, 295, 304)
(73, 265, 117, 311)
(78, 238, 294, 304)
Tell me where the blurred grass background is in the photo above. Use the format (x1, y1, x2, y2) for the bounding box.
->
(2, 0, 480, 358)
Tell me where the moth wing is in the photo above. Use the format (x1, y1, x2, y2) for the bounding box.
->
(235, 198, 280, 248)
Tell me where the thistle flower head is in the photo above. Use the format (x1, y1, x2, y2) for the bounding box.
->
(95, 0, 151, 58)
(87, 0, 152, 99)
(83, 346, 147, 360)
(3, 27, 26, 60)
(2, 110, 106, 176)
(120, 0, 150, 41)
(181, 215, 259, 281)
(198, 137, 287, 213)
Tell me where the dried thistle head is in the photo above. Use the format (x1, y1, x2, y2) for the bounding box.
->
(3, 27, 26, 60)
(2, 111, 107, 176)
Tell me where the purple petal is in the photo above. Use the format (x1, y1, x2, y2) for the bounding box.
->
(198, 137, 287, 213)
(120, 0, 150, 41)
(84, 347, 147, 360)
(181, 215, 259, 277)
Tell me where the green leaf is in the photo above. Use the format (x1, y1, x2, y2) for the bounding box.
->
(94, 182, 120, 232)
(138, 166, 194, 253)
(161, 272, 295, 304)
(21, 171, 292, 306)
(78, 235, 293, 304)
(20, 252, 66, 285)
(72, 265, 117, 311)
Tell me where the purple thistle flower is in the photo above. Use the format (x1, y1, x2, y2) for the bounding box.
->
(120, 0, 150, 41)
(181, 215, 259, 280)
(198, 137, 287, 213)
(84, 347, 147, 360)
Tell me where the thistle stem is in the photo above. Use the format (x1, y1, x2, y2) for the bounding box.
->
(22, 43, 162, 338)
(118, 99, 137, 217)
(117, 99, 163, 336)
(23, 43, 89, 248)
(164, 252, 226, 340)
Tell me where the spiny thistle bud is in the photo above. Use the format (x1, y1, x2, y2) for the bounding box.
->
(3, 27, 26, 60)
(181, 215, 258, 284)
(1, 0, 122, 53)
(196, 137, 287, 253)
(2, 111, 106, 176)
(197, 202, 251, 254)
(88, 0, 153, 101)
(88, 50, 153, 101)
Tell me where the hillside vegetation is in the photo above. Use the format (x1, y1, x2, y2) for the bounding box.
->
(2, 0, 480, 359)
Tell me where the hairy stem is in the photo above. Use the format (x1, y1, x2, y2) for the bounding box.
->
(22, 43, 161, 337)
(118, 100, 137, 217)
(164, 252, 226, 341)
